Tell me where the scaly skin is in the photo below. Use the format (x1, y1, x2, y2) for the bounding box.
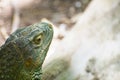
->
(0, 22, 53, 80)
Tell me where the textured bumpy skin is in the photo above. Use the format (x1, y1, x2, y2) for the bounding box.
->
(0, 22, 53, 80)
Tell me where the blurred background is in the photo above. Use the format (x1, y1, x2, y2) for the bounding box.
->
(0, 0, 91, 45)
(1, 0, 120, 80)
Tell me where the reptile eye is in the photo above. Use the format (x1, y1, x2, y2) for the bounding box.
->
(33, 34, 43, 44)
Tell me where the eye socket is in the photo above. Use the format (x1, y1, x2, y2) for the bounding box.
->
(33, 34, 43, 44)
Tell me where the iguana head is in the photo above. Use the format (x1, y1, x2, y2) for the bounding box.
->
(5, 22, 53, 80)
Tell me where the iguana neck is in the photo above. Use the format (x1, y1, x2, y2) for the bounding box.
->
(18, 67, 42, 80)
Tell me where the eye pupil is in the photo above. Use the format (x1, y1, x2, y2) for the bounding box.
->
(37, 38, 41, 42)
(35, 38, 41, 44)
(33, 34, 43, 44)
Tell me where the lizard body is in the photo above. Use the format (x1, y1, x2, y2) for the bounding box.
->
(0, 22, 53, 80)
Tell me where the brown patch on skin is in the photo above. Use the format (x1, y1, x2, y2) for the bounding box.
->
(25, 56, 40, 70)
(25, 57, 33, 67)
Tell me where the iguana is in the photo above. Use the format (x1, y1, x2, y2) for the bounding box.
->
(0, 22, 53, 80)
